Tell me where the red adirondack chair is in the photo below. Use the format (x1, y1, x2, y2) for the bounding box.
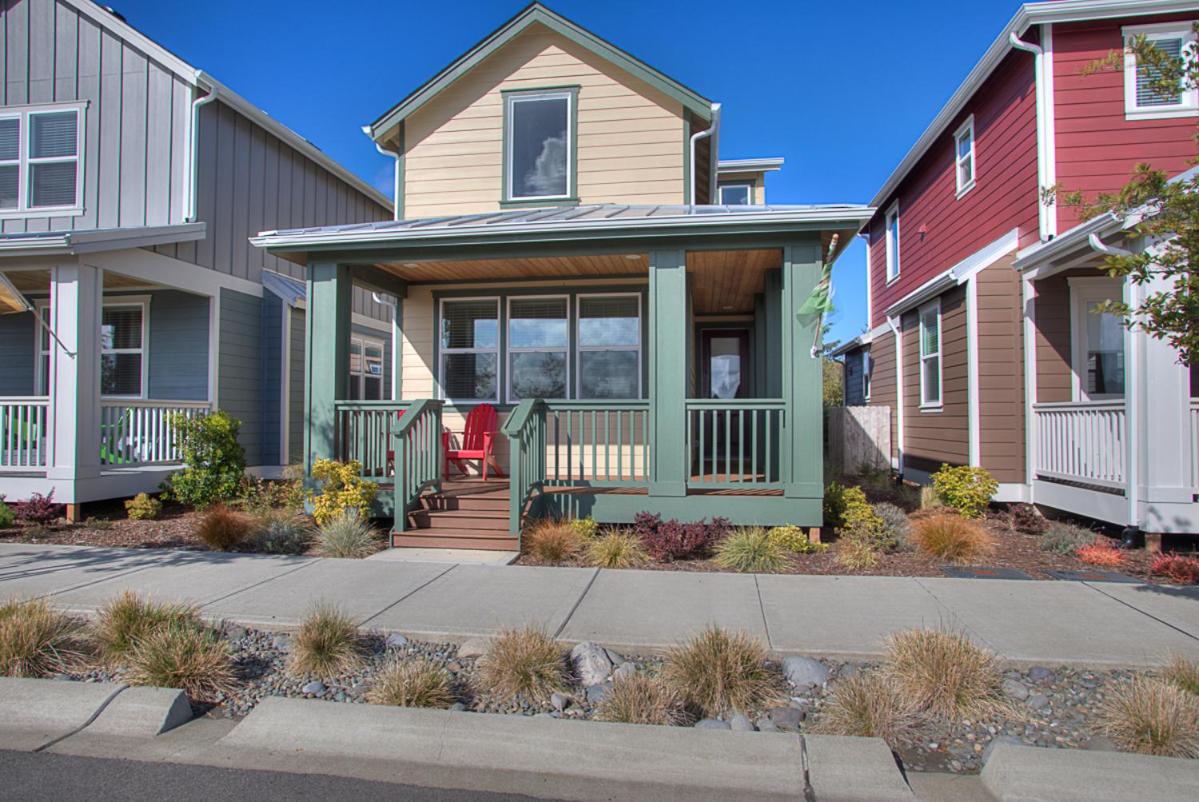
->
(443, 403, 504, 480)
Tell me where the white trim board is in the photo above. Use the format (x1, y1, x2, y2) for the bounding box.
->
(882, 228, 1019, 318)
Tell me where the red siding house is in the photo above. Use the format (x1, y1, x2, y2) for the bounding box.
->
(837, 0, 1199, 537)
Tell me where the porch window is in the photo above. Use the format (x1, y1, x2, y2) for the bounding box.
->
(348, 335, 385, 401)
(919, 299, 941, 409)
(885, 201, 900, 282)
(507, 296, 568, 402)
(1070, 278, 1126, 400)
(504, 90, 574, 202)
(0, 104, 84, 214)
(439, 298, 499, 403)
(1123, 23, 1198, 119)
(719, 183, 752, 205)
(577, 294, 641, 399)
(954, 116, 975, 197)
(36, 298, 147, 397)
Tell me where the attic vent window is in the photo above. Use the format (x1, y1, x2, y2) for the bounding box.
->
(504, 89, 576, 203)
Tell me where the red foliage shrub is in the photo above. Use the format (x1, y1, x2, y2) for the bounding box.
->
(1008, 503, 1047, 535)
(1075, 538, 1125, 567)
(1150, 554, 1199, 585)
(634, 514, 731, 561)
(12, 491, 60, 525)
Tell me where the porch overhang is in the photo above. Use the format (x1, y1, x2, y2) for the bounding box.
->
(0, 223, 207, 261)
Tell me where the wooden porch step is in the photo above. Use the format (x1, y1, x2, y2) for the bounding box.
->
(392, 529, 519, 551)
(408, 509, 510, 531)
(420, 494, 510, 512)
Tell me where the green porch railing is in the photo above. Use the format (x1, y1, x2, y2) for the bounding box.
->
(391, 399, 444, 533)
(502, 399, 547, 535)
(334, 400, 412, 479)
(685, 399, 786, 489)
(544, 400, 651, 487)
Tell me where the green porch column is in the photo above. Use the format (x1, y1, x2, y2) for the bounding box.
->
(780, 239, 824, 500)
(648, 248, 688, 496)
(304, 261, 352, 473)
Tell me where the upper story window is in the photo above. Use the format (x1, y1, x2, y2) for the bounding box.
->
(884, 201, 901, 283)
(1124, 23, 1199, 120)
(954, 116, 975, 197)
(504, 89, 576, 203)
(718, 183, 752, 205)
(0, 103, 85, 217)
(348, 335, 385, 401)
(919, 299, 942, 409)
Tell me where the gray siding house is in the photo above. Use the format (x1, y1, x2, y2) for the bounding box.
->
(0, 0, 394, 515)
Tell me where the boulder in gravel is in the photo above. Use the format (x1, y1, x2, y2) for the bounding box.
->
(695, 719, 731, 730)
(782, 656, 828, 690)
(613, 661, 637, 681)
(729, 713, 756, 732)
(272, 635, 291, 651)
(1027, 693, 1050, 710)
(385, 633, 409, 649)
(1027, 666, 1053, 682)
(301, 681, 326, 696)
(1002, 679, 1030, 701)
(551, 692, 568, 712)
(585, 683, 610, 704)
(767, 706, 803, 730)
(571, 641, 614, 687)
(457, 637, 490, 659)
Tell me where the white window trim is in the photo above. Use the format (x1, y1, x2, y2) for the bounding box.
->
(884, 201, 901, 284)
(437, 296, 500, 405)
(718, 182, 754, 205)
(505, 294, 569, 404)
(36, 295, 150, 399)
(918, 298, 942, 410)
(575, 292, 642, 400)
(1068, 276, 1125, 402)
(349, 333, 386, 401)
(1123, 22, 1199, 121)
(0, 101, 87, 219)
(953, 115, 976, 198)
(504, 90, 575, 202)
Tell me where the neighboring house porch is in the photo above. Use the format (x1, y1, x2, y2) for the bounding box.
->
(254, 204, 871, 550)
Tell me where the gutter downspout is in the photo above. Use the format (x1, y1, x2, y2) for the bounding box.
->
(1009, 30, 1056, 241)
(1088, 232, 1133, 258)
(689, 102, 721, 205)
(186, 77, 219, 222)
(886, 314, 904, 476)
(365, 126, 401, 222)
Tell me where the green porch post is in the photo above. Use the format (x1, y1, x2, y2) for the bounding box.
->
(780, 239, 824, 501)
(304, 261, 352, 474)
(648, 248, 688, 496)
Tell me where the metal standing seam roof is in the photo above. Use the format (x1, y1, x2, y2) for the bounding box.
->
(252, 203, 876, 248)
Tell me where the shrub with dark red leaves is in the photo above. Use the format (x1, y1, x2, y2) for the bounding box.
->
(1151, 554, 1199, 585)
(1009, 503, 1047, 535)
(13, 491, 60, 525)
(634, 514, 731, 561)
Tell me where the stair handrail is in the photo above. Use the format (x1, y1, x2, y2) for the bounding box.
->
(392, 399, 444, 533)
(501, 398, 547, 536)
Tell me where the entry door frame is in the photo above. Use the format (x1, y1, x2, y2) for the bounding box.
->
(699, 327, 751, 400)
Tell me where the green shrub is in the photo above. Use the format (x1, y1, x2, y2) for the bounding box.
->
(872, 503, 912, 551)
(125, 620, 235, 701)
(94, 591, 199, 664)
(839, 487, 897, 552)
(196, 504, 254, 551)
(713, 527, 790, 573)
(1041, 522, 1095, 555)
(585, 530, 649, 568)
(239, 475, 306, 516)
(310, 459, 377, 527)
(124, 493, 162, 521)
(248, 512, 313, 555)
(766, 525, 827, 554)
(930, 465, 997, 519)
(164, 411, 246, 508)
(824, 482, 849, 530)
(0, 500, 14, 529)
(568, 518, 600, 540)
(316, 511, 379, 559)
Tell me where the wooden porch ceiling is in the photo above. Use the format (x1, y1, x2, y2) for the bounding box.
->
(687, 249, 781, 314)
(1, 269, 157, 293)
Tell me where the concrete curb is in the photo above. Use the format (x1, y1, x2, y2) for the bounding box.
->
(981, 743, 1199, 801)
(0, 678, 190, 751)
(216, 697, 913, 801)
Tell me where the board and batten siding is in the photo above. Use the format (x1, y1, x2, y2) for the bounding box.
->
(0, 0, 191, 234)
(900, 286, 969, 474)
(401, 24, 686, 217)
(975, 258, 1025, 483)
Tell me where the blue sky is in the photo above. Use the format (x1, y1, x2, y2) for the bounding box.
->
(115, 0, 1024, 344)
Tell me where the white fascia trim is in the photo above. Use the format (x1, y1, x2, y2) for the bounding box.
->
(966, 276, 980, 466)
(81, 248, 264, 299)
(717, 158, 785, 173)
(883, 228, 1019, 318)
(868, 0, 1199, 210)
(0, 223, 207, 258)
(994, 482, 1031, 502)
(1014, 213, 1123, 273)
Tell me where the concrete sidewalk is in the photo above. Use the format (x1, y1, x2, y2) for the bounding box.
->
(1, 542, 1197, 666)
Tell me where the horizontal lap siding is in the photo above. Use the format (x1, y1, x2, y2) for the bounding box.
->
(975, 258, 1024, 482)
(843, 350, 866, 407)
(403, 24, 684, 217)
(902, 286, 968, 472)
(218, 288, 263, 465)
(259, 292, 282, 466)
(865, 335, 898, 463)
(288, 308, 304, 464)
(0, 311, 35, 395)
(868, 49, 1039, 324)
(1, 0, 190, 234)
(144, 290, 208, 400)
(1033, 271, 1075, 404)
(1054, 15, 1199, 232)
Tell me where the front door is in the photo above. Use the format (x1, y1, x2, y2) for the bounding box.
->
(701, 330, 749, 400)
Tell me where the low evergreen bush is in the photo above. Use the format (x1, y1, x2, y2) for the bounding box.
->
(930, 465, 997, 519)
(163, 411, 246, 508)
(309, 459, 377, 527)
(124, 493, 162, 521)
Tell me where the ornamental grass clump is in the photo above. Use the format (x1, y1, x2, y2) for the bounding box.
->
(836, 538, 881, 571)
(94, 591, 199, 664)
(1164, 656, 1199, 697)
(196, 504, 255, 551)
(1101, 676, 1199, 758)
(585, 530, 649, 568)
(662, 626, 784, 718)
(289, 603, 365, 677)
(712, 527, 789, 573)
(524, 520, 583, 564)
(884, 628, 1006, 721)
(315, 510, 379, 559)
(813, 672, 926, 747)
(910, 513, 995, 564)
(477, 627, 570, 706)
(0, 597, 88, 678)
(125, 620, 236, 701)
(366, 659, 456, 709)
(248, 512, 313, 555)
(596, 674, 685, 726)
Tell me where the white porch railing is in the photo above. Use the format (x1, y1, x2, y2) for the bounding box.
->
(0, 397, 49, 470)
(1191, 400, 1199, 493)
(1033, 401, 1127, 490)
(100, 400, 211, 466)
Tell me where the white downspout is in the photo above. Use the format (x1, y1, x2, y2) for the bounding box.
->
(887, 314, 904, 476)
(689, 102, 721, 205)
(185, 78, 219, 222)
(1010, 30, 1057, 241)
(365, 126, 401, 221)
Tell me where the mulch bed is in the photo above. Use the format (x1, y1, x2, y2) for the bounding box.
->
(0, 499, 210, 551)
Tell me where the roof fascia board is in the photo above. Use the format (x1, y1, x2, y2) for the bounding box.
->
(368, 4, 712, 142)
(62, 0, 197, 84)
(0, 223, 207, 258)
(718, 158, 784, 173)
(882, 228, 1018, 317)
(869, 0, 1199, 210)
